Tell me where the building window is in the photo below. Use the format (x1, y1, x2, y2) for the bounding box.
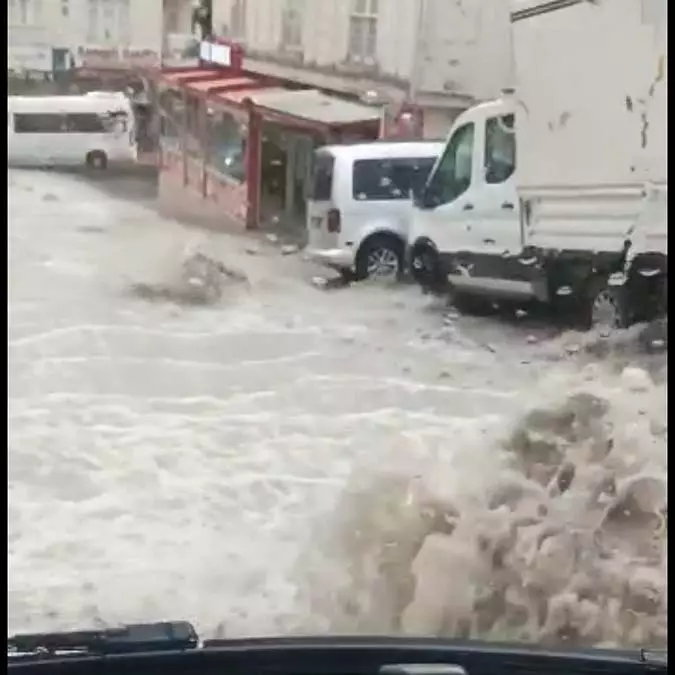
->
(86, 0, 130, 44)
(118, 0, 130, 42)
(87, 0, 98, 40)
(165, 7, 180, 33)
(101, 0, 115, 42)
(280, 0, 304, 50)
(16, 0, 34, 24)
(348, 0, 378, 63)
(230, 0, 246, 39)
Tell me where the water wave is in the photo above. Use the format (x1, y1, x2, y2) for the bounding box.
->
(300, 359, 667, 648)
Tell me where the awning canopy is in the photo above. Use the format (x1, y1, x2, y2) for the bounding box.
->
(157, 67, 381, 133)
(220, 87, 381, 132)
(185, 75, 259, 95)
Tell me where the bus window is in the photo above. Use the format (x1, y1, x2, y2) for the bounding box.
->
(14, 114, 67, 134)
(66, 113, 107, 133)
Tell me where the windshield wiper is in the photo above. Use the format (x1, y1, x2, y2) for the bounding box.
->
(7, 621, 667, 675)
(8, 621, 198, 656)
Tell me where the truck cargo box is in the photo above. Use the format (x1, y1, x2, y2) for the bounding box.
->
(511, 0, 667, 189)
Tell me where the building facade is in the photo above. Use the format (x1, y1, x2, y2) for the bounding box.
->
(9, 0, 513, 138)
(8, 0, 196, 76)
(211, 0, 513, 138)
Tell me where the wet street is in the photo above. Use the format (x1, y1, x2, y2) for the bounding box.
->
(8, 169, 667, 644)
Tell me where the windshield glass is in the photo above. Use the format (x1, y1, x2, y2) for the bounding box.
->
(8, 0, 666, 658)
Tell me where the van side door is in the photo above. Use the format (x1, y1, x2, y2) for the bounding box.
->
(414, 121, 481, 261)
(459, 113, 529, 296)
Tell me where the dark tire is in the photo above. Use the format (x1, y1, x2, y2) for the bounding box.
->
(409, 242, 449, 295)
(339, 268, 356, 284)
(355, 234, 404, 282)
(581, 276, 632, 331)
(451, 290, 496, 317)
(86, 150, 108, 171)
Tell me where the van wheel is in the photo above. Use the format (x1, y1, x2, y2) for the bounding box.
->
(582, 277, 631, 331)
(356, 235, 404, 282)
(86, 150, 108, 171)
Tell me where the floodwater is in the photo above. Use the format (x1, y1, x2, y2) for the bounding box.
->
(8, 169, 667, 647)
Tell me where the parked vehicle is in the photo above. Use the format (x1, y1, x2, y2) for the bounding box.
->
(8, 92, 137, 170)
(306, 140, 443, 281)
(409, 0, 667, 330)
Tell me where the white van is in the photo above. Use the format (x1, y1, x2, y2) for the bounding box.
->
(305, 140, 443, 281)
(409, 0, 667, 330)
(8, 92, 137, 170)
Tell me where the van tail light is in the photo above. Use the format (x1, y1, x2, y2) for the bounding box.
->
(327, 208, 341, 233)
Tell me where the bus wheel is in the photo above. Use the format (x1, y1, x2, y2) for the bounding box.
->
(86, 150, 108, 171)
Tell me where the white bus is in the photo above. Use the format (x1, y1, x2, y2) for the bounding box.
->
(8, 92, 137, 170)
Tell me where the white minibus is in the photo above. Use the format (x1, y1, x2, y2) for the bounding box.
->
(8, 92, 137, 170)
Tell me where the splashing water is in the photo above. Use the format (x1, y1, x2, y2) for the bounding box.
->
(298, 360, 667, 648)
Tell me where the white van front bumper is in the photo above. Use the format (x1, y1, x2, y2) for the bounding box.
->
(306, 248, 355, 271)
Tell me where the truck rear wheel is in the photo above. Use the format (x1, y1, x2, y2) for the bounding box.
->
(582, 277, 631, 331)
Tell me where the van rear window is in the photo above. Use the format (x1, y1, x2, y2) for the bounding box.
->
(310, 152, 334, 201)
(352, 157, 437, 201)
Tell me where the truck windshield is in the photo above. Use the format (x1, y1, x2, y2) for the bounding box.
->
(424, 122, 475, 205)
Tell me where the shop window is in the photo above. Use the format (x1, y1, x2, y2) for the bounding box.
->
(209, 111, 246, 182)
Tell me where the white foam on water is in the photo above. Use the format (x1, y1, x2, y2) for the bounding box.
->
(8, 170, 667, 649)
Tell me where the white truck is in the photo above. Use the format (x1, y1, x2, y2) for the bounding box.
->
(408, 0, 667, 329)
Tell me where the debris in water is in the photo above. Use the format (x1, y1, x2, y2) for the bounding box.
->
(609, 272, 627, 286)
(266, 233, 279, 243)
(311, 276, 329, 289)
(128, 251, 248, 306)
(281, 244, 300, 255)
(620, 366, 651, 392)
(556, 286, 573, 296)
